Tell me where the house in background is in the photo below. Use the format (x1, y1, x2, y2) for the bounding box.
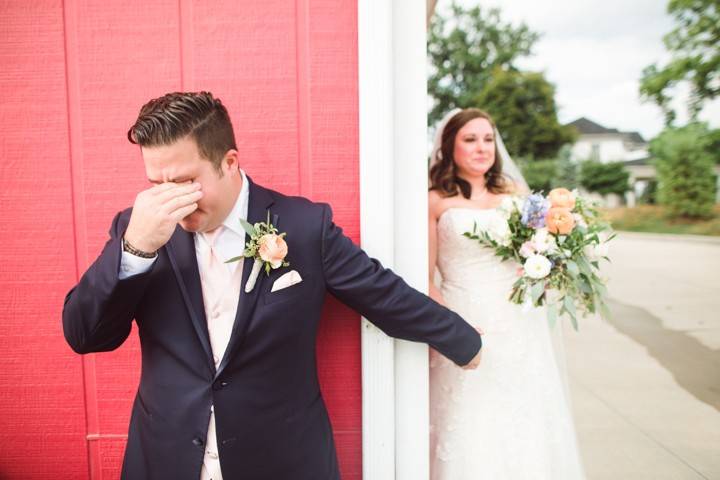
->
(567, 117, 649, 165)
(567, 117, 654, 206)
(567, 117, 720, 205)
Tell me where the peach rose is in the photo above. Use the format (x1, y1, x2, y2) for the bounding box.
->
(545, 207, 576, 235)
(258, 234, 288, 268)
(548, 188, 576, 209)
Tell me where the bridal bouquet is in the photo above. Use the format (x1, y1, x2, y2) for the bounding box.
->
(463, 188, 614, 329)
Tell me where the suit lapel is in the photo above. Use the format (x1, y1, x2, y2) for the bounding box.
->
(215, 178, 275, 380)
(165, 227, 215, 372)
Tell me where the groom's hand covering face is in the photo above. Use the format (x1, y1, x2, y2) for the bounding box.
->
(123, 181, 203, 253)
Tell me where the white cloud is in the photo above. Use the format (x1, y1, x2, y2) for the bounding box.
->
(446, 0, 719, 139)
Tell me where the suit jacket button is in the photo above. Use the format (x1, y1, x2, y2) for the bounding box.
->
(213, 381, 228, 391)
(192, 437, 204, 448)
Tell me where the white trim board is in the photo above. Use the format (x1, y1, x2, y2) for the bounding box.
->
(358, 0, 429, 478)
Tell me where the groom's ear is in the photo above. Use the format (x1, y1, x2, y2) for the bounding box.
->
(222, 149, 240, 175)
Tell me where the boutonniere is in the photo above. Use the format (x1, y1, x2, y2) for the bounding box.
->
(226, 211, 289, 293)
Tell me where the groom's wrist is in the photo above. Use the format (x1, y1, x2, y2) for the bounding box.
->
(122, 237, 157, 258)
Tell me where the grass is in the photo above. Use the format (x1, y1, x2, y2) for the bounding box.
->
(602, 205, 720, 237)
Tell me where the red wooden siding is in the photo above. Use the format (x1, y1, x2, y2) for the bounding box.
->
(0, 1, 360, 478)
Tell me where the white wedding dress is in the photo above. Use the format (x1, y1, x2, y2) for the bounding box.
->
(430, 207, 585, 479)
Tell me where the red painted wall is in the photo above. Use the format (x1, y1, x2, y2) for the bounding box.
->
(0, 1, 360, 478)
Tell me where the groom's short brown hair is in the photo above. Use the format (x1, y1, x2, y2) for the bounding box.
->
(127, 91, 237, 172)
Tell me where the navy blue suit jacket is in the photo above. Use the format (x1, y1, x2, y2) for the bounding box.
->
(62, 179, 481, 480)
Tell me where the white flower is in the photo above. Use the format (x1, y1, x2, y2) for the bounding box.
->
(530, 228, 558, 254)
(500, 196, 515, 212)
(523, 254, 552, 279)
(487, 216, 512, 246)
(498, 196, 514, 219)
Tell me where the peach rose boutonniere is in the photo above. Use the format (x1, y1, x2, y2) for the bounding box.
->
(226, 211, 289, 293)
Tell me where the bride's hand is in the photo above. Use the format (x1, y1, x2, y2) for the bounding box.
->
(462, 327, 484, 370)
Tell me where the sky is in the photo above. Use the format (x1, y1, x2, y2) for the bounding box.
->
(448, 0, 720, 140)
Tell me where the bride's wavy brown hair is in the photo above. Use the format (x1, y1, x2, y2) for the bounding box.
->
(429, 108, 514, 198)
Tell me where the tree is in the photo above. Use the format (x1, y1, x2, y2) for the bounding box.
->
(579, 161, 631, 197)
(474, 69, 576, 159)
(650, 122, 717, 218)
(427, 3, 539, 125)
(519, 159, 557, 193)
(639, 0, 720, 124)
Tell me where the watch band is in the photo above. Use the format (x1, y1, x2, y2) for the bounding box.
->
(122, 238, 157, 258)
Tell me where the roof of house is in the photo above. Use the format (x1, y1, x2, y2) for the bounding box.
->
(624, 131, 646, 144)
(567, 117, 646, 143)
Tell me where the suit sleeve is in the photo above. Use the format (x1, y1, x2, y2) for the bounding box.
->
(319, 204, 481, 366)
(62, 210, 155, 354)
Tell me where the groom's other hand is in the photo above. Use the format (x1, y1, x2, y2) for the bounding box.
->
(124, 182, 203, 253)
(462, 327, 484, 370)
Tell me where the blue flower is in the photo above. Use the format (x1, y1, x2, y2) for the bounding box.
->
(521, 194, 551, 229)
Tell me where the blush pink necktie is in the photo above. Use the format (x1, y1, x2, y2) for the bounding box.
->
(198, 226, 228, 480)
(199, 226, 231, 310)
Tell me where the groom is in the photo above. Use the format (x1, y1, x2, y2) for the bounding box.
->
(62, 91, 481, 480)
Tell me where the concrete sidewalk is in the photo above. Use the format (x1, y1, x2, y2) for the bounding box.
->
(563, 232, 720, 479)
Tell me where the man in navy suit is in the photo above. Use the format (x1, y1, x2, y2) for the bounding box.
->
(62, 92, 481, 480)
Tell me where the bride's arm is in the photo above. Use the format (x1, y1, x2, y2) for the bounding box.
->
(428, 191, 446, 307)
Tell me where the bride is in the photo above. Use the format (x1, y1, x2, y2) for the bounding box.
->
(428, 108, 585, 479)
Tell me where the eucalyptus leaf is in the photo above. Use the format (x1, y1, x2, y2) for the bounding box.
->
(547, 303, 558, 329)
(239, 218, 256, 237)
(577, 256, 594, 276)
(563, 295, 577, 319)
(566, 260, 580, 276)
(531, 282, 545, 304)
(569, 311, 579, 331)
(579, 278, 593, 294)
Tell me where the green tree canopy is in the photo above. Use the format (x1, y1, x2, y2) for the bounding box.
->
(650, 122, 717, 218)
(427, 2, 539, 125)
(519, 159, 557, 193)
(474, 69, 577, 159)
(639, 0, 720, 124)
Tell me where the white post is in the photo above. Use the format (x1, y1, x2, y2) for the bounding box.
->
(393, 0, 430, 479)
(358, 1, 396, 478)
(359, 0, 430, 478)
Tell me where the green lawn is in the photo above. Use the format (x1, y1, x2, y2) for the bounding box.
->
(602, 205, 720, 236)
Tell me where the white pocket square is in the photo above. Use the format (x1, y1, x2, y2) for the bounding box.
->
(271, 270, 303, 292)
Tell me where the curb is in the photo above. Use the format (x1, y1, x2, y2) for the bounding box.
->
(616, 230, 720, 245)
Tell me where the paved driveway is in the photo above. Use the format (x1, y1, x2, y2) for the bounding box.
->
(564, 232, 720, 480)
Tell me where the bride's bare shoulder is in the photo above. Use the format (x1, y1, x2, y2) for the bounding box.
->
(429, 189, 461, 220)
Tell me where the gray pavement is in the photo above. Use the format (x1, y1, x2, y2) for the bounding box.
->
(563, 232, 720, 479)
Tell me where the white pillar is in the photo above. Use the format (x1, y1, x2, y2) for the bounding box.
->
(392, 0, 430, 479)
(358, 1, 396, 478)
(359, 0, 429, 478)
